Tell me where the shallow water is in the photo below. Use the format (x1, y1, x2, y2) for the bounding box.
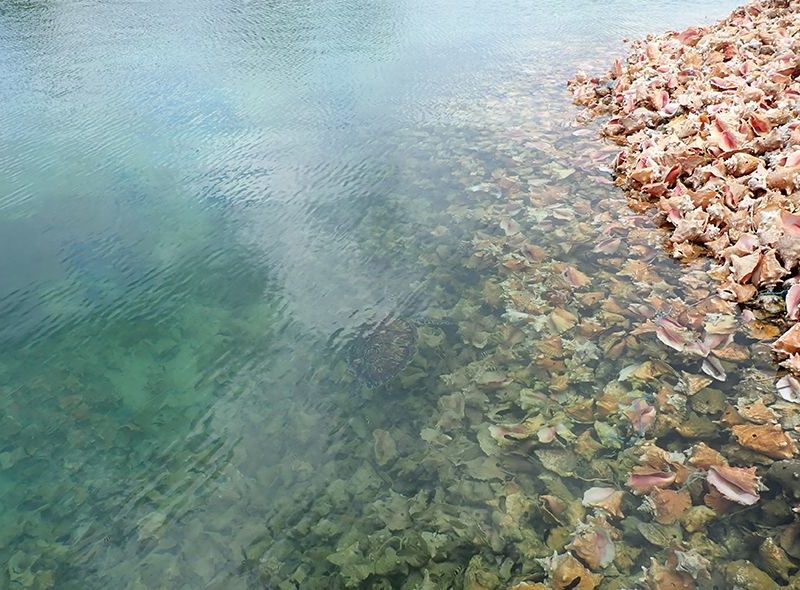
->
(0, 0, 767, 588)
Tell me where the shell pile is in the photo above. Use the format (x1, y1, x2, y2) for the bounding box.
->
(568, 0, 800, 374)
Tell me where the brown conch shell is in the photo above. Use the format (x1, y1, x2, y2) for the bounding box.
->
(703, 487, 737, 515)
(650, 489, 692, 524)
(547, 552, 603, 590)
(688, 443, 727, 470)
(731, 423, 798, 459)
(645, 558, 695, 590)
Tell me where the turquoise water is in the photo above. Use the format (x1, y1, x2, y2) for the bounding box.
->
(0, 1, 750, 588)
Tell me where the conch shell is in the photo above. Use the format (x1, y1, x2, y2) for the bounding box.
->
(774, 324, 800, 357)
(707, 465, 761, 506)
(649, 489, 692, 524)
(731, 423, 798, 459)
(544, 552, 603, 590)
(688, 443, 727, 470)
(582, 487, 625, 519)
(566, 521, 616, 570)
(626, 467, 677, 494)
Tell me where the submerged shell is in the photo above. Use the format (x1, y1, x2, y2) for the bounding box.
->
(347, 318, 418, 387)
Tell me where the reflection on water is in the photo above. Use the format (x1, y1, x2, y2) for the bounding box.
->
(0, 0, 765, 588)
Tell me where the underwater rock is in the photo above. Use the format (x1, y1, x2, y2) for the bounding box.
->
(766, 460, 800, 500)
(680, 506, 717, 534)
(758, 537, 795, 582)
(463, 555, 501, 590)
(723, 560, 780, 590)
(779, 523, 800, 561)
(637, 522, 683, 549)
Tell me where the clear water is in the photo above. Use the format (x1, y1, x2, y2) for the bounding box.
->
(0, 1, 754, 588)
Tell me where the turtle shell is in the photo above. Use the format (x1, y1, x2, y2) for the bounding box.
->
(346, 317, 418, 387)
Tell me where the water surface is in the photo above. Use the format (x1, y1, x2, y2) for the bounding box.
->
(0, 1, 751, 588)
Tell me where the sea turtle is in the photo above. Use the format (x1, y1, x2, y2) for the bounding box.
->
(345, 316, 420, 388)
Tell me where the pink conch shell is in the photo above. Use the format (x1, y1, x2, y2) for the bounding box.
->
(787, 284, 800, 321)
(626, 467, 676, 494)
(725, 153, 761, 177)
(709, 117, 740, 152)
(655, 317, 692, 352)
(651, 89, 669, 111)
(624, 399, 657, 435)
(707, 465, 761, 506)
(786, 151, 800, 168)
(701, 355, 727, 382)
(582, 487, 625, 519)
(730, 252, 761, 284)
(774, 324, 800, 356)
(566, 523, 616, 570)
(780, 354, 800, 374)
(749, 113, 771, 135)
(612, 58, 623, 79)
(778, 212, 800, 270)
(783, 210, 800, 235)
(777, 374, 800, 403)
(751, 249, 787, 287)
(678, 27, 702, 46)
(593, 236, 622, 254)
(721, 234, 759, 262)
(710, 77, 738, 91)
